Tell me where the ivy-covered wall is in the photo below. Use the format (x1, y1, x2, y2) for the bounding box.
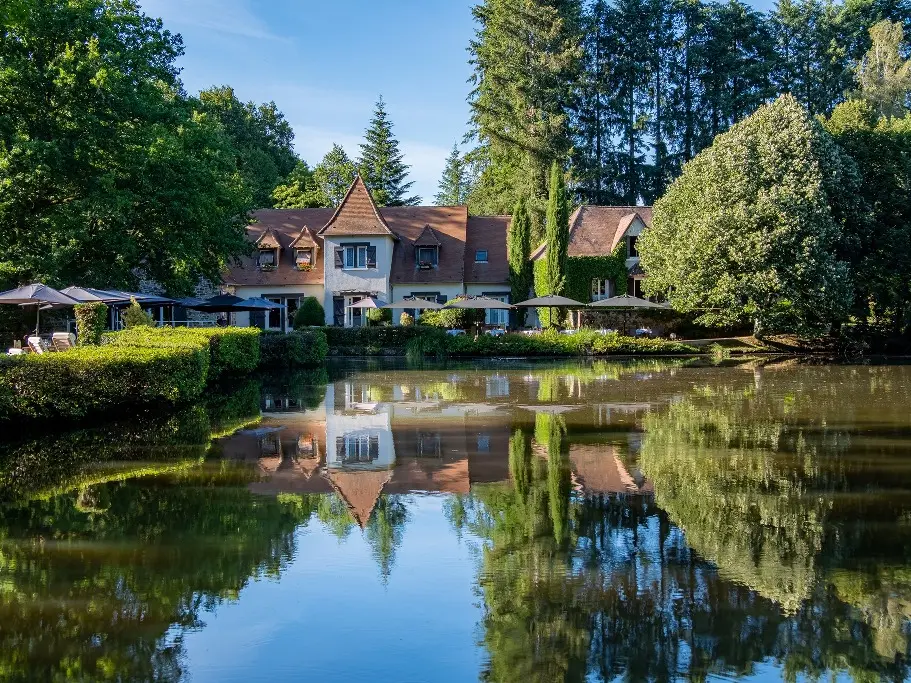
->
(533, 242, 628, 302)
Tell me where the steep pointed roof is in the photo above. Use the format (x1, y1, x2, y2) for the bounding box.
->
(324, 468, 393, 528)
(255, 227, 281, 250)
(413, 225, 443, 247)
(288, 225, 318, 249)
(317, 176, 396, 238)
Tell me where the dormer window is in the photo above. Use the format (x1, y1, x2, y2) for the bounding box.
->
(259, 249, 276, 270)
(295, 248, 313, 270)
(416, 246, 438, 269)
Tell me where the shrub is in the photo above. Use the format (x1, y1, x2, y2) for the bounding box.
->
(74, 302, 108, 346)
(103, 326, 260, 378)
(367, 307, 392, 326)
(121, 297, 155, 328)
(324, 325, 443, 353)
(0, 345, 209, 422)
(293, 297, 325, 328)
(444, 329, 700, 356)
(419, 298, 484, 330)
(259, 330, 329, 368)
(399, 312, 414, 327)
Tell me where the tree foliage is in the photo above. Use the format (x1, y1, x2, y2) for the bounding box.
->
(357, 97, 420, 206)
(855, 19, 911, 118)
(538, 163, 570, 327)
(508, 198, 533, 327)
(0, 0, 250, 294)
(639, 95, 855, 335)
(434, 143, 470, 205)
(271, 161, 330, 209)
(313, 144, 357, 207)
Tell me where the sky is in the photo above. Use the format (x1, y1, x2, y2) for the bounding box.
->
(138, 0, 479, 203)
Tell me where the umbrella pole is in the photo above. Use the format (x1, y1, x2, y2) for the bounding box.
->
(35, 304, 40, 336)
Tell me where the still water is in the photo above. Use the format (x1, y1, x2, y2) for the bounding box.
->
(2, 358, 911, 682)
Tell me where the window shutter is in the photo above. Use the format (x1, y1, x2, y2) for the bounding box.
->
(366, 245, 377, 268)
(336, 436, 344, 457)
(334, 248, 343, 268)
(369, 435, 379, 459)
(332, 297, 345, 326)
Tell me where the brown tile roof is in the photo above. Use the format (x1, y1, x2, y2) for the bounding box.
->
(324, 468, 393, 528)
(255, 227, 281, 250)
(389, 206, 468, 284)
(413, 225, 443, 247)
(465, 215, 510, 285)
(569, 444, 643, 494)
(288, 225, 318, 250)
(317, 176, 396, 237)
(531, 206, 653, 260)
(225, 209, 333, 287)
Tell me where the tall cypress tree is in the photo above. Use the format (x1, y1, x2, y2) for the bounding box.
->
(358, 96, 420, 206)
(434, 144, 469, 205)
(540, 163, 570, 327)
(508, 197, 533, 327)
(468, 0, 583, 237)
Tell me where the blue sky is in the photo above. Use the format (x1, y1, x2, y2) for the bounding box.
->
(138, 0, 478, 203)
(138, 0, 776, 203)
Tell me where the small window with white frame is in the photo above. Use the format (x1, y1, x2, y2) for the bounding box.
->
(344, 245, 368, 269)
(416, 246, 438, 267)
(591, 279, 610, 301)
(475, 250, 488, 263)
(259, 249, 276, 268)
(295, 248, 313, 269)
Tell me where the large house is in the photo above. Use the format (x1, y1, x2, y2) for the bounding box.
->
(224, 176, 651, 329)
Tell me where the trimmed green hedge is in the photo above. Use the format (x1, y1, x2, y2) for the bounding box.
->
(324, 325, 444, 354)
(0, 345, 209, 422)
(103, 326, 260, 377)
(259, 330, 329, 368)
(445, 329, 700, 356)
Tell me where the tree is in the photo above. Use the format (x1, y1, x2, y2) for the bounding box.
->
(823, 99, 911, 335)
(467, 0, 583, 237)
(293, 297, 325, 327)
(855, 19, 911, 118)
(313, 144, 357, 207)
(639, 95, 855, 336)
(272, 161, 330, 208)
(434, 144, 469, 205)
(0, 0, 250, 294)
(198, 85, 298, 208)
(539, 163, 570, 328)
(357, 97, 420, 206)
(508, 198, 533, 327)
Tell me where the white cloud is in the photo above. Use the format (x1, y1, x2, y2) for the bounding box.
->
(138, 0, 287, 42)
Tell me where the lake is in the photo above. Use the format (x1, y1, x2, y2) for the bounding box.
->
(2, 358, 911, 682)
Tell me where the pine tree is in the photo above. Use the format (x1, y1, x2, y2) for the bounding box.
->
(434, 144, 469, 205)
(540, 163, 570, 328)
(358, 96, 419, 206)
(508, 197, 533, 327)
(468, 0, 583, 237)
(313, 144, 357, 207)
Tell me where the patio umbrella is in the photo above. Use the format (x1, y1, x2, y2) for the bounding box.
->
(381, 298, 444, 310)
(242, 297, 286, 310)
(588, 295, 670, 309)
(346, 296, 388, 309)
(513, 295, 586, 308)
(0, 283, 80, 334)
(186, 294, 280, 313)
(61, 286, 132, 304)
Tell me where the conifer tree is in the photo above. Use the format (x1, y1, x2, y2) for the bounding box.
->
(434, 144, 469, 205)
(358, 96, 420, 206)
(508, 198, 533, 327)
(539, 163, 570, 327)
(313, 144, 357, 207)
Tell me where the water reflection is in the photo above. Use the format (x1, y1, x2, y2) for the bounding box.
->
(1, 359, 911, 681)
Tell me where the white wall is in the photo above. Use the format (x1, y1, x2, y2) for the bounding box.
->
(324, 384, 396, 470)
(322, 236, 395, 324)
(625, 217, 646, 269)
(465, 283, 510, 297)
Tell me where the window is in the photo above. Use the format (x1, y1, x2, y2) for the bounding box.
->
(295, 248, 312, 268)
(484, 293, 509, 327)
(344, 245, 368, 269)
(628, 278, 644, 298)
(258, 250, 275, 267)
(416, 246, 438, 267)
(341, 433, 380, 464)
(591, 279, 610, 301)
(267, 297, 282, 330)
(475, 250, 488, 263)
(628, 235, 639, 257)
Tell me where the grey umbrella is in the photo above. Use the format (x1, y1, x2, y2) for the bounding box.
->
(61, 286, 130, 303)
(381, 298, 445, 310)
(346, 296, 388, 309)
(444, 296, 513, 310)
(242, 297, 286, 310)
(588, 295, 670, 309)
(0, 283, 80, 334)
(186, 294, 283, 313)
(514, 294, 587, 329)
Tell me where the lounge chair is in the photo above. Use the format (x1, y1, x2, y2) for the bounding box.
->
(51, 332, 77, 351)
(26, 336, 48, 354)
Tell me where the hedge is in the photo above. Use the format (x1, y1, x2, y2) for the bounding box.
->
(259, 330, 329, 368)
(324, 325, 444, 354)
(444, 329, 700, 356)
(103, 326, 260, 377)
(0, 345, 209, 422)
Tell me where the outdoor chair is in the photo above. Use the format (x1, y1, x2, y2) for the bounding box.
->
(51, 332, 77, 351)
(26, 336, 49, 354)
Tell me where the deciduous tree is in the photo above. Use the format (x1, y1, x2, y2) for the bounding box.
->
(854, 19, 911, 118)
(313, 144, 357, 207)
(271, 161, 329, 208)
